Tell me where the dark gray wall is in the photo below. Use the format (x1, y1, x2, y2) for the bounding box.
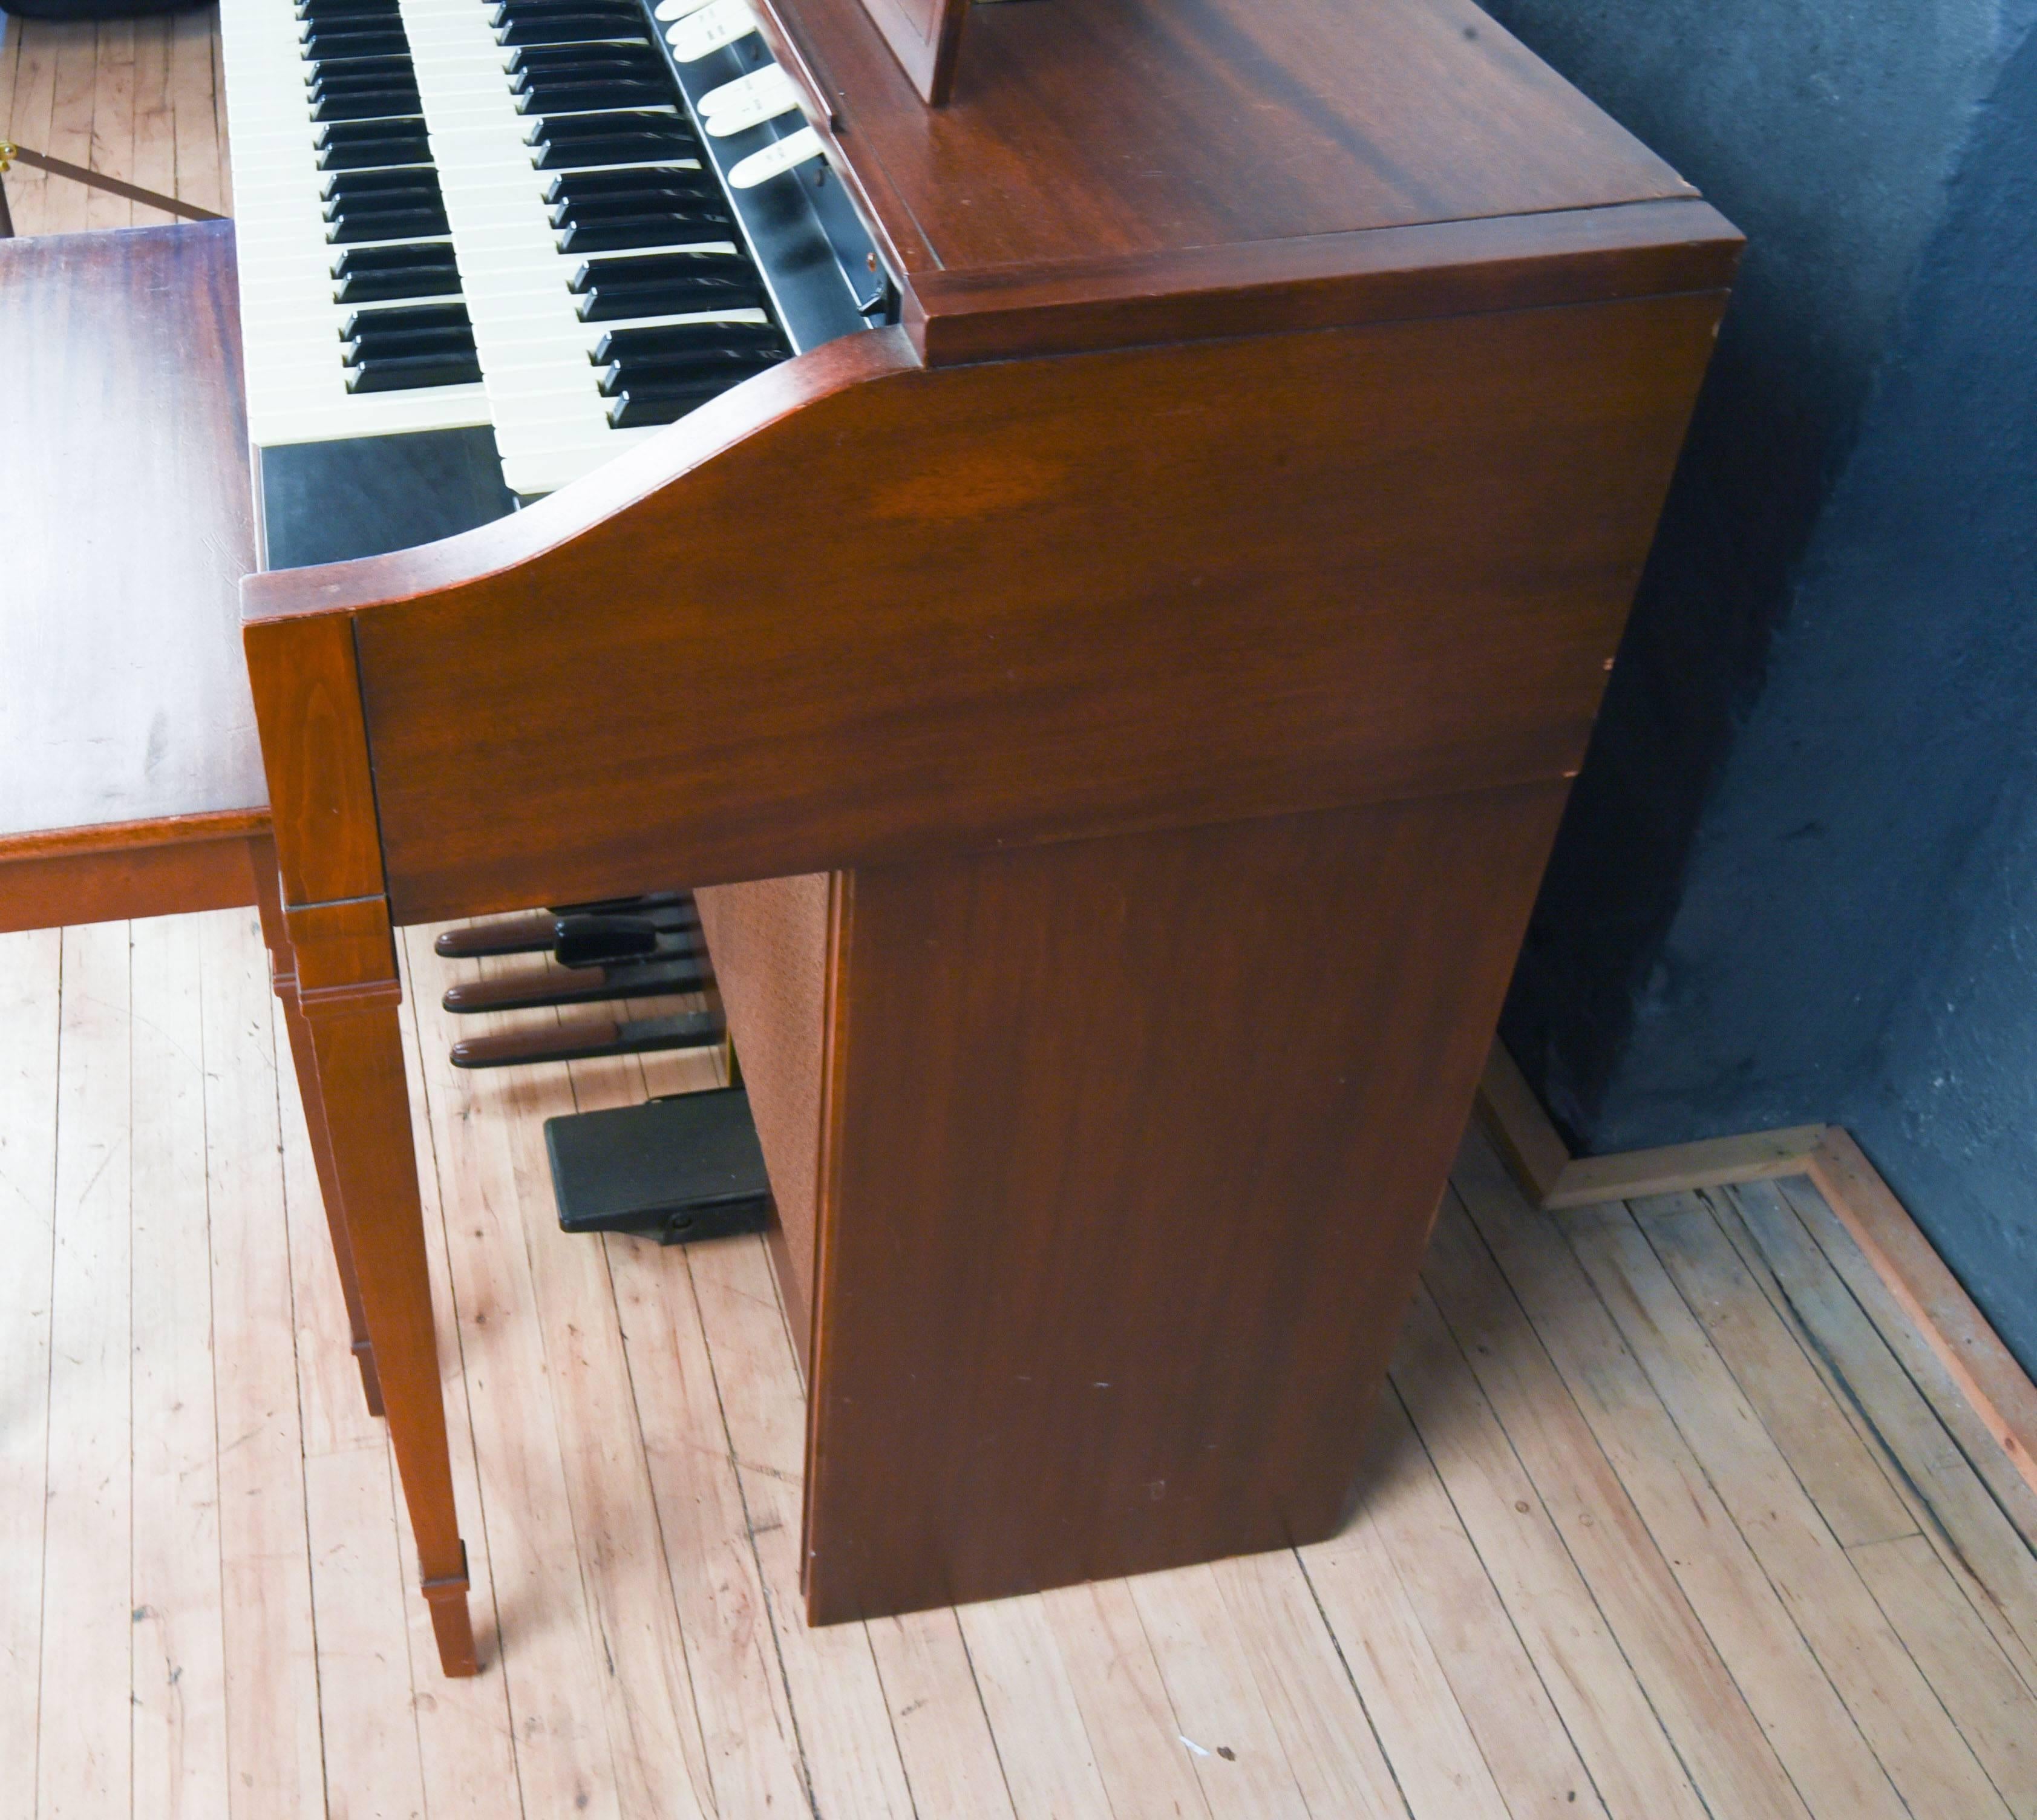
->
(1487, 0, 2037, 1365)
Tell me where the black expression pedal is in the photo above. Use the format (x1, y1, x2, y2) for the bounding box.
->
(544, 1085, 771, 1245)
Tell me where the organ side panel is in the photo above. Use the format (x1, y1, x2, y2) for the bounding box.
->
(337, 295, 1728, 925)
(694, 871, 835, 1371)
(800, 781, 1571, 1621)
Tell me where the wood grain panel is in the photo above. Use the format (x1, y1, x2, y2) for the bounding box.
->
(695, 872, 835, 1350)
(241, 612, 384, 910)
(800, 781, 1571, 1621)
(847, 0, 964, 103)
(0, 221, 261, 840)
(768, 0, 1697, 272)
(286, 894, 398, 998)
(315, 295, 1721, 922)
(901, 198, 1739, 365)
(0, 827, 260, 935)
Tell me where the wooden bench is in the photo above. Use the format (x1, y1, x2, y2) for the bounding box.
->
(1, 219, 385, 1427)
(0, 219, 269, 933)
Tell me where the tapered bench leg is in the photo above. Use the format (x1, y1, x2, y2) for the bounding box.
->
(250, 839, 384, 1415)
(244, 616, 474, 1674)
(296, 981, 479, 1678)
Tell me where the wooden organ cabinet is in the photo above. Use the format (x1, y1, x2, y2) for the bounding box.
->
(233, 0, 1741, 1673)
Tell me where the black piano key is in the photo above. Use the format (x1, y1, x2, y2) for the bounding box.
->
(345, 351, 484, 391)
(342, 322, 477, 361)
(299, 26, 410, 57)
(567, 249, 760, 295)
(508, 40, 665, 66)
(494, 13, 650, 44)
(488, 0, 644, 25)
(315, 116, 429, 148)
(311, 88, 425, 123)
(575, 284, 765, 322)
(541, 165, 709, 203)
(339, 300, 471, 339)
(597, 347, 784, 395)
(307, 68, 419, 97)
(507, 64, 651, 96)
(532, 134, 697, 169)
(333, 240, 459, 275)
(307, 76, 423, 100)
(298, 7, 405, 28)
(605, 377, 746, 428)
(304, 52, 416, 81)
(304, 44, 411, 67)
(549, 185, 728, 224)
(489, 0, 646, 15)
(506, 43, 662, 76)
(551, 200, 730, 238)
(324, 185, 443, 222)
(322, 167, 443, 203)
(318, 137, 434, 171)
(515, 77, 675, 114)
(556, 212, 731, 254)
(589, 320, 786, 364)
(298, 10, 405, 27)
(296, 0, 403, 19)
(298, 2, 404, 25)
(334, 266, 465, 304)
(327, 205, 451, 242)
(331, 244, 463, 302)
(529, 107, 689, 142)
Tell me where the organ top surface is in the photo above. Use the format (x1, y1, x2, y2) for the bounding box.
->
(771, 0, 1732, 359)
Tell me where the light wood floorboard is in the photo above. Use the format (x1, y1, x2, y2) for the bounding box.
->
(0, 6, 226, 237)
(13, 909, 2037, 1819)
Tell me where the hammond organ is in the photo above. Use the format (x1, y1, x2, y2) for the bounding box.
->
(229, 0, 1741, 1674)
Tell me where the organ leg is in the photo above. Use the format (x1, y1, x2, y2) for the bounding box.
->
(250, 836, 384, 1416)
(293, 978, 479, 1677)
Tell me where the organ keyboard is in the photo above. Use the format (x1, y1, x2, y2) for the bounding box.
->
(218, 0, 491, 446)
(221, 0, 879, 525)
(229, 0, 1742, 1678)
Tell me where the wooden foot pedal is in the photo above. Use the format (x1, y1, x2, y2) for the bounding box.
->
(440, 946, 709, 1013)
(434, 893, 696, 960)
(545, 1086, 771, 1245)
(449, 1007, 724, 1070)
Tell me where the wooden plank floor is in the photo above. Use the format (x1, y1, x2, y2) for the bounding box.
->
(8, 909, 2037, 1818)
(0, 5, 227, 236)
